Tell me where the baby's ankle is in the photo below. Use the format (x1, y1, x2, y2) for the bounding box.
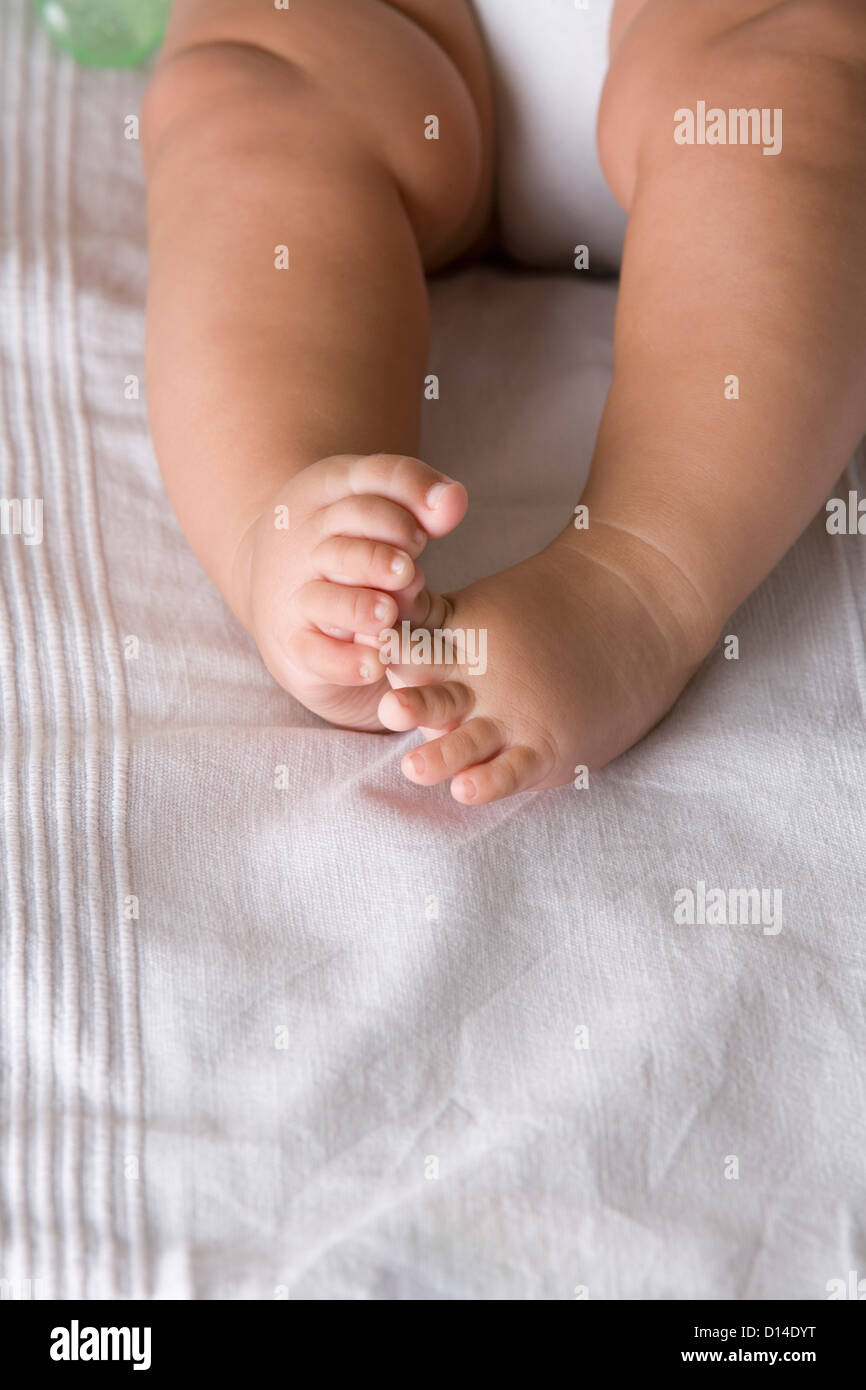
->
(549, 518, 721, 675)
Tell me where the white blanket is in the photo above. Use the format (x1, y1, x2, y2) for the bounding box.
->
(1, 0, 865, 1301)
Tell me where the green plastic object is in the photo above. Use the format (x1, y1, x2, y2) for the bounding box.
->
(32, 0, 171, 68)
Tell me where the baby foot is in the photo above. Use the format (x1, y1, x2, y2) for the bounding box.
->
(234, 453, 467, 730)
(377, 525, 717, 803)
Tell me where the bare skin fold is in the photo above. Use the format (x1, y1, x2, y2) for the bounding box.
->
(142, 0, 866, 805)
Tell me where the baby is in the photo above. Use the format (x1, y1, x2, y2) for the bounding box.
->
(141, 0, 866, 804)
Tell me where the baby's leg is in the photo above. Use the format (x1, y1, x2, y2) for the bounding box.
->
(382, 0, 866, 801)
(592, 0, 866, 623)
(142, 0, 493, 728)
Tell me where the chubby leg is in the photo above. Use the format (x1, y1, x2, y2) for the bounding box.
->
(142, 0, 494, 727)
(384, 0, 866, 800)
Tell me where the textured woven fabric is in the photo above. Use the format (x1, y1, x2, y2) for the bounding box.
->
(1, 0, 865, 1301)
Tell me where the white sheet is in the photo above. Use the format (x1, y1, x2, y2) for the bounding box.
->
(1, 0, 865, 1301)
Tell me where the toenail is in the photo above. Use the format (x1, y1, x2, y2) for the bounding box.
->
(373, 598, 390, 621)
(407, 752, 424, 774)
(425, 483, 449, 510)
(460, 778, 477, 801)
(359, 662, 372, 681)
(390, 553, 407, 575)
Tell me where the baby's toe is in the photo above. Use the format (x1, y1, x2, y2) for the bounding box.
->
(313, 536, 415, 590)
(299, 579, 397, 641)
(400, 716, 503, 787)
(451, 745, 550, 806)
(287, 629, 385, 688)
(318, 495, 428, 558)
(378, 680, 474, 733)
(344, 453, 467, 539)
(397, 582, 454, 633)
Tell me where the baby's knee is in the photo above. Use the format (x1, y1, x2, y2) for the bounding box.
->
(143, 0, 493, 269)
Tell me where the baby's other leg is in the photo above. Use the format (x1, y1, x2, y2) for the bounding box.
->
(381, 0, 866, 801)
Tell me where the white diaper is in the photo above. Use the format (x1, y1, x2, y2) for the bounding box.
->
(468, 0, 625, 272)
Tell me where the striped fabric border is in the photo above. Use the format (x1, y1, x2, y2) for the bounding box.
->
(0, 0, 146, 1300)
